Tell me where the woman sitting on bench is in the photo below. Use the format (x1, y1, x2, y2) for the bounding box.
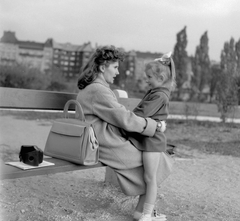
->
(77, 45, 167, 221)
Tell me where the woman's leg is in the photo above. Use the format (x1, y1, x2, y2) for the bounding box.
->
(133, 194, 146, 220)
(135, 194, 146, 212)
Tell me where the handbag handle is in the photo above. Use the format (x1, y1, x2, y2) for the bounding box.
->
(64, 99, 85, 121)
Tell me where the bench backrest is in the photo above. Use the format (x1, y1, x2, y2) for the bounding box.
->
(0, 87, 140, 111)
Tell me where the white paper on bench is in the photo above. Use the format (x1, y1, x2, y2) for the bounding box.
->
(5, 160, 55, 170)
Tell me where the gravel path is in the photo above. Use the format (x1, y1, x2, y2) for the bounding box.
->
(0, 115, 240, 221)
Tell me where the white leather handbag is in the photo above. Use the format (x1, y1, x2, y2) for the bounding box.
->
(44, 100, 99, 165)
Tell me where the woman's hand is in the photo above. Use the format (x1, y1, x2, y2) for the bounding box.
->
(156, 121, 167, 133)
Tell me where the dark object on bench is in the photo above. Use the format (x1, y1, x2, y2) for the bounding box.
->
(19, 145, 43, 166)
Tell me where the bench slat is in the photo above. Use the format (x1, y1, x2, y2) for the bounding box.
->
(0, 158, 105, 180)
(0, 87, 140, 111)
(0, 87, 77, 110)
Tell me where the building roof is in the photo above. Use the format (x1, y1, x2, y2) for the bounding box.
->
(0, 31, 53, 51)
(128, 50, 137, 56)
(52, 40, 82, 51)
(52, 40, 93, 53)
(81, 42, 93, 52)
(0, 31, 18, 44)
(44, 38, 53, 47)
(18, 41, 45, 50)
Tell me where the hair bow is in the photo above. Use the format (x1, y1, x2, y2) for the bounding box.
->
(154, 51, 172, 65)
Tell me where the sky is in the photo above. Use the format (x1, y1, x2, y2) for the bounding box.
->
(1, 0, 240, 61)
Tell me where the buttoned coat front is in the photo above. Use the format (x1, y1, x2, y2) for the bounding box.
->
(128, 87, 170, 152)
(76, 77, 157, 196)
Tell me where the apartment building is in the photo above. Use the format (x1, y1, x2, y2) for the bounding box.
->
(1, 31, 165, 83)
(0, 31, 93, 79)
(52, 41, 92, 78)
(0, 31, 18, 66)
(0, 31, 53, 72)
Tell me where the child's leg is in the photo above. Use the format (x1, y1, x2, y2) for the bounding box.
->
(142, 152, 161, 215)
(143, 152, 160, 204)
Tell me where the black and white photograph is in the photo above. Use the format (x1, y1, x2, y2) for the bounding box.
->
(0, 0, 240, 220)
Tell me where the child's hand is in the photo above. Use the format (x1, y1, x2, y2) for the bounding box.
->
(160, 121, 166, 132)
(156, 121, 167, 133)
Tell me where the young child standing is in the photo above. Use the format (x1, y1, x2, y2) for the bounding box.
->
(129, 52, 176, 221)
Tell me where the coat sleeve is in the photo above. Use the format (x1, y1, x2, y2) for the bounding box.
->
(92, 87, 157, 137)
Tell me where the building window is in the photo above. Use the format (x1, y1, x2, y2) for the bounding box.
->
(45, 52, 50, 57)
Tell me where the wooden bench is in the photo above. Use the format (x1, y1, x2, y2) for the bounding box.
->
(0, 87, 141, 180)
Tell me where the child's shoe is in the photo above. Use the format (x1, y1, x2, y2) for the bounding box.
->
(152, 216, 167, 221)
(152, 209, 167, 220)
(139, 213, 152, 221)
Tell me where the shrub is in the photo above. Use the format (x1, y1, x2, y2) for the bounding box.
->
(0, 64, 47, 89)
(0, 64, 68, 92)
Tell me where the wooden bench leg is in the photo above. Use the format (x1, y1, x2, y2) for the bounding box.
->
(105, 166, 119, 186)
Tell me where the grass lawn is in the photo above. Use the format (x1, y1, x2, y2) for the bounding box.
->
(169, 101, 240, 119)
(166, 118, 240, 158)
(1, 106, 240, 159)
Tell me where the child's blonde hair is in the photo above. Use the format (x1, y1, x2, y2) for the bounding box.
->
(145, 52, 176, 91)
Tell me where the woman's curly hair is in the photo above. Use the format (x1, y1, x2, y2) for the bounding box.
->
(78, 45, 125, 89)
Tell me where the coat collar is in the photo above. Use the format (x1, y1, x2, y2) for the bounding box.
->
(148, 86, 171, 98)
(93, 76, 110, 88)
